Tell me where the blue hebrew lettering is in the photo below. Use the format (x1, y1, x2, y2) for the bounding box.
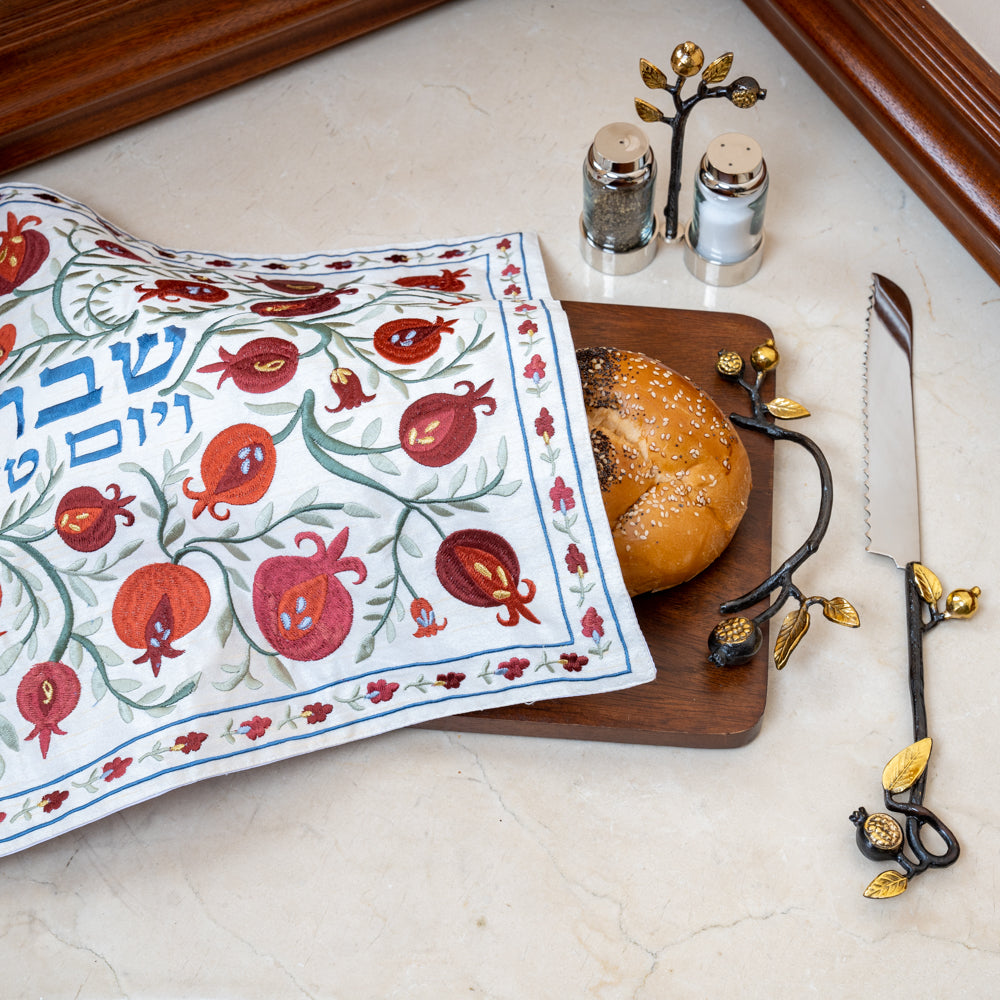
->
(151, 401, 168, 425)
(0, 387, 25, 438)
(35, 358, 102, 428)
(127, 407, 147, 445)
(110, 324, 186, 393)
(66, 421, 123, 466)
(4, 449, 39, 491)
(173, 393, 192, 432)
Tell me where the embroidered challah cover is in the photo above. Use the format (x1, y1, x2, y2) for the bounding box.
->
(0, 186, 654, 856)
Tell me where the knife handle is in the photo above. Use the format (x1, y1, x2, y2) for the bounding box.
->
(852, 562, 979, 898)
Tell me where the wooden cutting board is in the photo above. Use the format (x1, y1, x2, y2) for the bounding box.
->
(425, 301, 775, 748)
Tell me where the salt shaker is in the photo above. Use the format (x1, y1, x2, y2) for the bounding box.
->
(684, 132, 768, 286)
(580, 122, 658, 275)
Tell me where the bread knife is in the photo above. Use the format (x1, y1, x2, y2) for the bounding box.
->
(852, 274, 980, 899)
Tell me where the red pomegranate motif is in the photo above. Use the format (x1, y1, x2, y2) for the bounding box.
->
(112, 563, 211, 676)
(252, 528, 367, 661)
(251, 276, 325, 295)
(17, 661, 81, 759)
(249, 287, 356, 317)
(96, 239, 144, 261)
(0, 212, 50, 295)
(55, 483, 136, 552)
(183, 423, 277, 520)
(435, 529, 539, 627)
(0, 323, 15, 367)
(135, 277, 228, 303)
(399, 380, 496, 467)
(393, 268, 469, 292)
(373, 316, 457, 364)
(197, 337, 299, 393)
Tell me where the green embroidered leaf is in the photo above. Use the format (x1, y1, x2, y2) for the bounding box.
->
(341, 502, 379, 518)
(385, 617, 396, 643)
(490, 480, 521, 497)
(497, 436, 508, 469)
(361, 418, 383, 448)
(163, 519, 186, 546)
(476, 457, 488, 490)
(296, 511, 333, 527)
(179, 433, 203, 466)
(181, 380, 214, 400)
(426, 504, 454, 517)
(450, 500, 488, 513)
(95, 645, 124, 667)
(75, 617, 103, 637)
(216, 606, 234, 646)
(449, 465, 468, 496)
(368, 453, 400, 476)
(367, 535, 395, 554)
(0, 714, 18, 751)
(228, 567, 250, 592)
(355, 634, 375, 662)
(118, 701, 134, 724)
(413, 475, 439, 499)
(255, 502, 275, 533)
(91, 664, 107, 700)
(398, 535, 422, 558)
(266, 656, 295, 690)
(293, 486, 319, 509)
(69, 575, 98, 607)
(261, 534, 285, 549)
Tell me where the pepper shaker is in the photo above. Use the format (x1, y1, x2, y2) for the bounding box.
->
(684, 132, 768, 286)
(580, 122, 658, 275)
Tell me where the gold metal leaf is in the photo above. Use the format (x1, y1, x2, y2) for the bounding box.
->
(634, 98, 664, 123)
(640, 58, 669, 90)
(863, 870, 908, 899)
(882, 737, 933, 794)
(766, 397, 811, 419)
(774, 605, 810, 670)
(702, 52, 734, 84)
(823, 597, 861, 628)
(913, 563, 943, 605)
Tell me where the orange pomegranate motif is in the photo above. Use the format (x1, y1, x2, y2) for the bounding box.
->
(183, 423, 277, 520)
(112, 563, 211, 676)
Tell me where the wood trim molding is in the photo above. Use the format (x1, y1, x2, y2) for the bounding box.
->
(742, 0, 1000, 284)
(0, 0, 452, 175)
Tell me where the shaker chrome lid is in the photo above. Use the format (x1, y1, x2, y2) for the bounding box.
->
(701, 133, 765, 193)
(590, 122, 653, 175)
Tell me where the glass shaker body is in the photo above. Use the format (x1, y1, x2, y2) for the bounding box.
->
(685, 132, 768, 285)
(580, 122, 657, 274)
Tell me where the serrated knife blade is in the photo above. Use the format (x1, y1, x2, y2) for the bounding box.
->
(864, 273, 920, 569)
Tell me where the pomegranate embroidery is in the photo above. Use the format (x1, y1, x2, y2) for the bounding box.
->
(0, 323, 16, 367)
(373, 316, 457, 364)
(0, 212, 49, 295)
(250, 276, 325, 295)
(327, 368, 375, 412)
(183, 423, 277, 520)
(249, 288, 356, 317)
(55, 483, 136, 552)
(197, 336, 299, 393)
(393, 268, 469, 292)
(252, 528, 367, 661)
(399, 380, 496, 467)
(135, 277, 228, 303)
(435, 529, 540, 626)
(112, 563, 212, 676)
(17, 662, 81, 759)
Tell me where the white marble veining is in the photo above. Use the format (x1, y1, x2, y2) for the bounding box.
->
(3, 1, 999, 996)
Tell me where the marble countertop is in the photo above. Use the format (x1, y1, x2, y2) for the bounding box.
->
(3, 1, 998, 996)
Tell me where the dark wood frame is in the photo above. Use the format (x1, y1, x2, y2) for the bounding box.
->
(0, 0, 452, 174)
(742, 0, 1000, 285)
(3, 0, 997, 284)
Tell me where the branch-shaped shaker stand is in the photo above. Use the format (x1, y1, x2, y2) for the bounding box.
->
(635, 42, 766, 241)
